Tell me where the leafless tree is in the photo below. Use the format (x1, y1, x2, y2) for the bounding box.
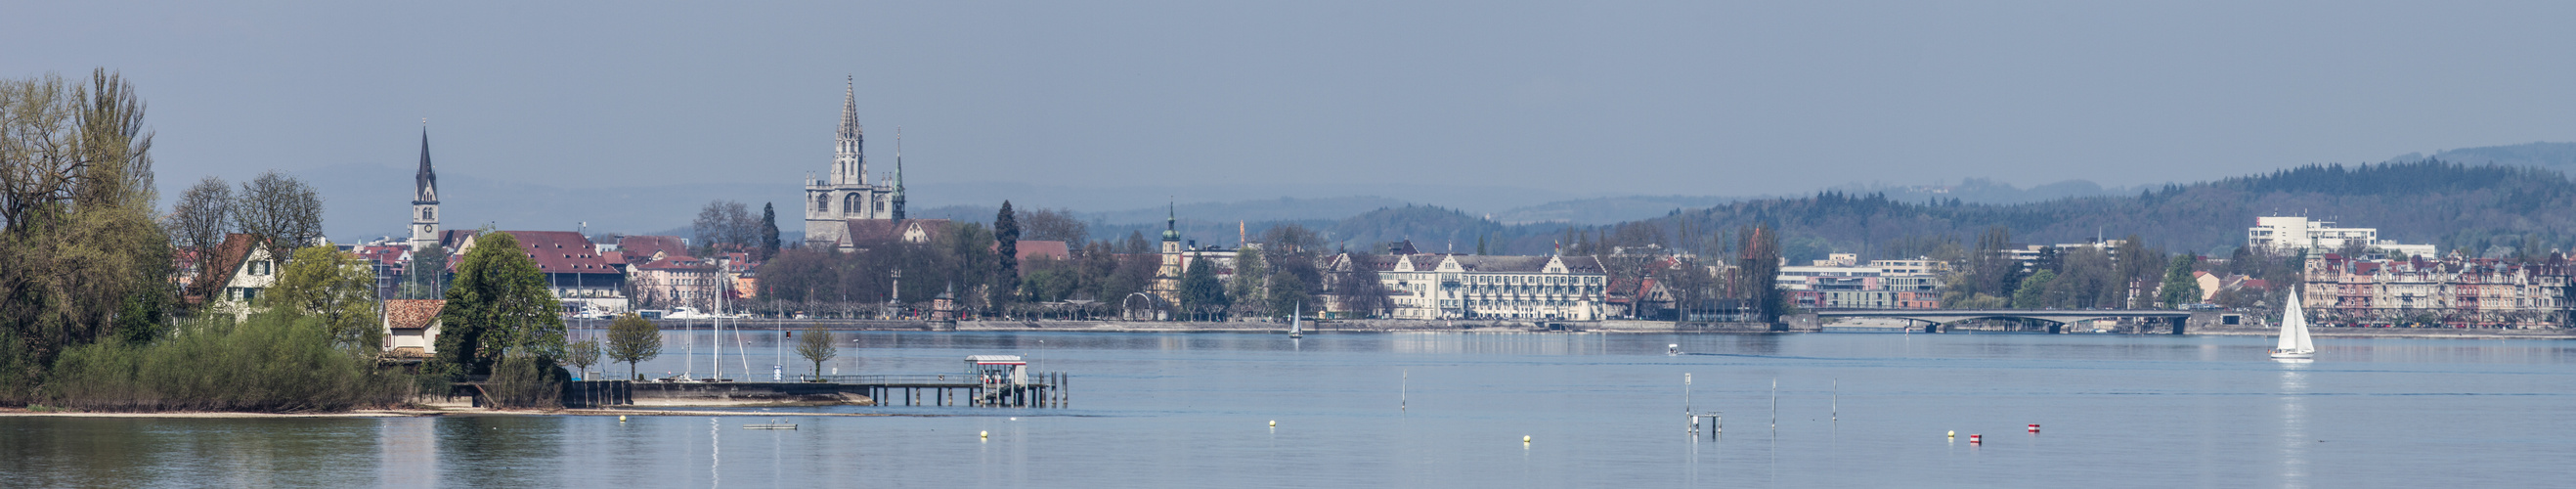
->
(1021, 207, 1089, 246)
(233, 170, 324, 250)
(166, 176, 232, 296)
(693, 200, 757, 253)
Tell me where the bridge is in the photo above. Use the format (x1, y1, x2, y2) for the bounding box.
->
(1815, 309, 2194, 334)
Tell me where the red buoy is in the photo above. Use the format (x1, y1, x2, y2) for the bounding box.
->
(2028, 423, 2040, 433)
(1969, 434, 1982, 444)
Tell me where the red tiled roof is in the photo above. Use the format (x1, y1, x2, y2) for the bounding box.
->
(499, 231, 620, 275)
(1008, 241, 1070, 263)
(619, 236, 692, 262)
(385, 299, 445, 330)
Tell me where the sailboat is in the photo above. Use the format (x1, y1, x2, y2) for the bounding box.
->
(2270, 290, 2316, 361)
(1289, 303, 1304, 338)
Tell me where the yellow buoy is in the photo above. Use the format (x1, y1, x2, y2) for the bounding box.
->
(619, 416, 628, 422)
(1269, 421, 1277, 427)
(1522, 435, 1532, 443)
(980, 430, 989, 438)
(1946, 430, 1955, 438)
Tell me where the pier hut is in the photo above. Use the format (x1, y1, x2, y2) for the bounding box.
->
(968, 355, 1028, 384)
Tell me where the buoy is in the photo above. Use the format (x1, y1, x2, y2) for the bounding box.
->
(1946, 430, 1954, 438)
(980, 430, 988, 438)
(1269, 421, 1277, 427)
(1969, 434, 1982, 444)
(618, 416, 627, 422)
(1522, 435, 1532, 443)
(2028, 423, 2040, 433)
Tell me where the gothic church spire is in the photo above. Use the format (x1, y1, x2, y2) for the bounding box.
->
(415, 126, 438, 204)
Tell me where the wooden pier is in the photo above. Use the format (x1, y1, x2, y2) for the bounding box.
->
(802, 373, 1068, 408)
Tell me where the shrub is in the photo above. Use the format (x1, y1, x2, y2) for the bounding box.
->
(39, 313, 413, 413)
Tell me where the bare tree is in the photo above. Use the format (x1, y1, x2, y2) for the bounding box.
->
(1021, 207, 1089, 246)
(693, 200, 756, 254)
(795, 325, 837, 378)
(167, 176, 232, 296)
(233, 170, 324, 250)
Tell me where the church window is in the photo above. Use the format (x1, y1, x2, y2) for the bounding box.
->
(815, 195, 830, 213)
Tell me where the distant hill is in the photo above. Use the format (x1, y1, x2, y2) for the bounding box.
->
(2391, 142, 2576, 174)
(1485, 196, 1749, 225)
(1590, 160, 2576, 261)
(1278, 160, 2576, 263)
(1825, 177, 2133, 205)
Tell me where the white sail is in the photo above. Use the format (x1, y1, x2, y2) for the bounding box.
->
(1290, 303, 1303, 336)
(2274, 290, 2315, 357)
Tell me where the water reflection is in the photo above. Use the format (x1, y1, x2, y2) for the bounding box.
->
(436, 416, 563, 486)
(2277, 364, 2309, 489)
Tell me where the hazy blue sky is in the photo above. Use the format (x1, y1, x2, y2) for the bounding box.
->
(10, 1, 2575, 201)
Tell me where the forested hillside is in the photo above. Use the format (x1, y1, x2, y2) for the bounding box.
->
(1301, 161, 2576, 262)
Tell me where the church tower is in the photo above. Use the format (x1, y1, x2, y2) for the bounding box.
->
(803, 76, 905, 248)
(410, 127, 440, 253)
(1153, 202, 1184, 308)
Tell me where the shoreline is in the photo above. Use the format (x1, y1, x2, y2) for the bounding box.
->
(668, 318, 2576, 340)
(0, 404, 907, 420)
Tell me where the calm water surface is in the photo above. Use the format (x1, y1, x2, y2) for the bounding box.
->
(6, 331, 2574, 488)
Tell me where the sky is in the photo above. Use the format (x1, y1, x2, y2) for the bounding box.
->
(9, 1, 2576, 207)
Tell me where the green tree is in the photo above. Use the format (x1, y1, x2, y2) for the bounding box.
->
(404, 244, 449, 299)
(992, 200, 1020, 313)
(1267, 271, 1313, 319)
(1178, 256, 1227, 320)
(434, 232, 565, 377)
(1226, 246, 1268, 317)
(2012, 269, 2057, 309)
(795, 325, 836, 378)
(0, 69, 170, 399)
(2159, 254, 2203, 308)
(604, 313, 662, 380)
(759, 202, 781, 261)
(565, 337, 601, 378)
(267, 245, 382, 349)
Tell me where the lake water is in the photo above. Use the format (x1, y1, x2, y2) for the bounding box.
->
(6, 330, 2574, 488)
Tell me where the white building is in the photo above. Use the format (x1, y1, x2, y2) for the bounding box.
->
(2249, 216, 2437, 257)
(1327, 253, 1609, 321)
(1776, 257, 1947, 309)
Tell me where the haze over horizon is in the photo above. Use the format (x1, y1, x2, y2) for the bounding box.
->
(10, 1, 2576, 233)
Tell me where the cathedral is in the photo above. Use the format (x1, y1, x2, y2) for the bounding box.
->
(803, 77, 906, 247)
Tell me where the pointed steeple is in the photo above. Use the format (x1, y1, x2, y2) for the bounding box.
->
(415, 125, 438, 204)
(891, 128, 906, 220)
(839, 75, 861, 140)
(1161, 200, 1180, 242)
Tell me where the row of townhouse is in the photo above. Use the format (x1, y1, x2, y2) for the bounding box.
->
(2300, 253, 2574, 328)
